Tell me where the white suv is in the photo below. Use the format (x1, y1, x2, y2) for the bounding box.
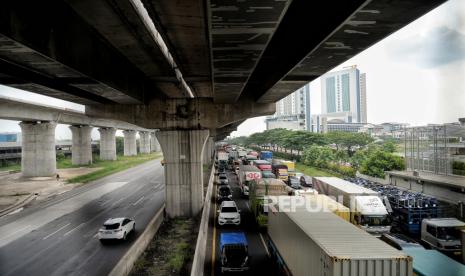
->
(218, 201, 241, 226)
(98, 217, 135, 241)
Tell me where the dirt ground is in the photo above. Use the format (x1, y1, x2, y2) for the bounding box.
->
(0, 167, 99, 211)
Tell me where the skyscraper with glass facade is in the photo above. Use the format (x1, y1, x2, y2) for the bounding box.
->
(320, 66, 367, 123)
(266, 83, 311, 131)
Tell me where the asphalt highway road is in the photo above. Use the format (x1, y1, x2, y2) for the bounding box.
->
(0, 159, 165, 276)
(206, 168, 277, 275)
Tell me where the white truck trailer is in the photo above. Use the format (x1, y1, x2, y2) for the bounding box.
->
(313, 177, 391, 236)
(238, 165, 261, 196)
(267, 205, 413, 276)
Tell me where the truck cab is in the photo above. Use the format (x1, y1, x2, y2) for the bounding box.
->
(351, 196, 391, 237)
(220, 232, 249, 273)
(421, 218, 465, 254)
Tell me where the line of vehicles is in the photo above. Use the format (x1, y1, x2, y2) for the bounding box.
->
(213, 144, 465, 275)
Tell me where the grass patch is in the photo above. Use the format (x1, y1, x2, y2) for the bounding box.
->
(67, 152, 162, 184)
(0, 163, 21, 172)
(130, 217, 198, 276)
(295, 163, 340, 177)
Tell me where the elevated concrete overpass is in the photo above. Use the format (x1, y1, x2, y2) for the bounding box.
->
(0, 0, 446, 217)
(0, 96, 165, 176)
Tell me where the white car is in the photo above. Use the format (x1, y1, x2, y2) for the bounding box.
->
(218, 201, 241, 226)
(98, 217, 135, 241)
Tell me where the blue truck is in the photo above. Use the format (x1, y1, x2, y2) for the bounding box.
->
(259, 151, 273, 161)
(219, 232, 249, 273)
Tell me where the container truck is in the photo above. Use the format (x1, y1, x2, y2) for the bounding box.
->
(219, 232, 249, 272)
(313, 177, 391, 236)
(238, 165, 262, 196)
(421, 218, 465, 255)
(238, 150, 247, 158)
(249, 178, 293, 228)
(280, 160, 296, 177)
(250, 160, 272, 171)
(266, 206, 413, 276)
(259, 151, 273, 161)
(272, 164, 288, 182)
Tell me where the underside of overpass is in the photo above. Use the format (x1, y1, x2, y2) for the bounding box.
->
(0, 0, 446, 216)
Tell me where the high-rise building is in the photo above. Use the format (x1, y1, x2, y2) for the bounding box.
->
(320, 66, 367, 123)
(266, 83, 311, 131)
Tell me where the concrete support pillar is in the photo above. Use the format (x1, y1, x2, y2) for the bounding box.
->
(156, 129, 209, 217)
(202, 137, 215, 166)
(98, 127, 116, 160)
(139, 131, 151, 154)
(69, 125, 93, 165)
(150, 131, 161, 152)
(123, 130, 137, 156)
(19, 121, 57, 177)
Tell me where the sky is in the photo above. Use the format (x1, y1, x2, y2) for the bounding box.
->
(230, 0, 465, 137)
(0, 0, 464, 139)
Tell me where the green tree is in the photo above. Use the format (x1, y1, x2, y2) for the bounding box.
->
(326, 132, 374, 156)
(359, 150, 405, 178)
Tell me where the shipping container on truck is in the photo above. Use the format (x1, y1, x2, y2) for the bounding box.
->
(250, 160, 272, 171)
(238, 165, 262, 196)
(259, 151, 273, 161)
(272, 164, 288, 182)
(280, 160, 296, 177)
(313, 177, 391, 236)
(249, 179, 293, 228)
(302, 194, 351, 222)
(266, 205, 413, 276)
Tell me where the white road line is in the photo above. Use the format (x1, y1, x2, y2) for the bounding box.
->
(42, 223, 70, 240)
(112, 196, 127, 206)
(132, 196, 145, 206)
(259, 233, 270, 257)
(63, 222, 85, 236)
(0, 225, 31, 242)
(93, 233, 99, 238)
(245, 202, 250, 210)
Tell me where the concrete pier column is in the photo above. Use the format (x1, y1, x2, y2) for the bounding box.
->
(70, 125, 93, 165)
(156, 129, 209, 217)
(139, 131, 151, 154)
(19, 121, 57, 177)
(150, 131, 161, 152)
(123, 130, 137, 156)
(98, 127, 116, 160)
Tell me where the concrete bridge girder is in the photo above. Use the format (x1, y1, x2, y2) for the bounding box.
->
(85, 98, 275, 130)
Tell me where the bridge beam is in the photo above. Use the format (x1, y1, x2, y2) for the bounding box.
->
(150, 131, 161, 152)
(19, 121, 56, 177)
(98, 127, 117, 161)
(85, 98, 275, 130)
(69, 125, 93, 165)
(139, 131, 151, 154)
(123, 130, 137, 156)
(156, 129, 209, 217)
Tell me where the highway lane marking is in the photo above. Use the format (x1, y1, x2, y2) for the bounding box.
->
(0, 225, 31, 242)
(245, 202, 250, 210)
(93, 233, 99, 238)
(259, 233, 271, 257)
(132, 196, 145, 206)
(63, 222, 85, 236)
(42, 223, 70, 240)
(112, 196, 127, 206)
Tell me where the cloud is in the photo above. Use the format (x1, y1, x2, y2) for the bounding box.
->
(387, 26, 465, 68)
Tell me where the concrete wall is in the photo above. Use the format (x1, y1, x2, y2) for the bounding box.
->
(389, 175, 465, 204)
(70, 125, 93, 165)
(98, 127, 117, 160)
(156, 129, 209, 217)
(139, 131, 150, 154)
(19, 122, 57, 177)
(123, 130, 137, 156)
